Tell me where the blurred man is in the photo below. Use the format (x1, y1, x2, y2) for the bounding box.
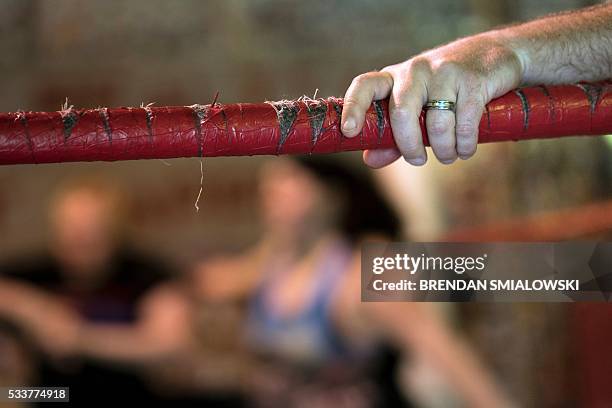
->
(341, 3, 612, 167)
(0, 178, 190, 405)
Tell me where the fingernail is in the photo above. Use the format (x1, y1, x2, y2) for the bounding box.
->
(409, 156, 426, 166)
(441, 158, 456, 165)
(342, 117, 356, 133)
(459, 155, 470, 160)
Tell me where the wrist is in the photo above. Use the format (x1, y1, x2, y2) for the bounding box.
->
(484, 29, 529, 85)
(73, 325, 91, 356)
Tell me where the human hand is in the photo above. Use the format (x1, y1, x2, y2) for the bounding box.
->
(30, 297, 83, 358)
(341, 34, 523, 167)
(0, 282, 83, 358)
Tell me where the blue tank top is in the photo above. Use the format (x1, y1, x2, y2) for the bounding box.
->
(246, 240, 354, 365)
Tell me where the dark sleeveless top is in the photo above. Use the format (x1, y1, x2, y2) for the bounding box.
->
(0, 249, 169, 405)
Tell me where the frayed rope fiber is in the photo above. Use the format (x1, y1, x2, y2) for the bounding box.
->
(0, 81, 610, 166)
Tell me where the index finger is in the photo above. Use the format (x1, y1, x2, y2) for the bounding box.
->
(341, 71, 393, 138)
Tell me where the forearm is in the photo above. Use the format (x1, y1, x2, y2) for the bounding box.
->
(416, 327, 512, 408)
(77, 324, 186, 364)
(77, 286, 192, 365)
(0, 280, 54, 328)
(369, 303, 512, 407)
(494, 3, 612, 84)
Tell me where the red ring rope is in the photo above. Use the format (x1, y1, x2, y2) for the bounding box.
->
(0, 81, 610, 165)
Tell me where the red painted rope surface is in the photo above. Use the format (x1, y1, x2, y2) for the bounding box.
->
(0, 81, 610, 165)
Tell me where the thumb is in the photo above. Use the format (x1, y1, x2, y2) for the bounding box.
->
(341, 71, 393, 138)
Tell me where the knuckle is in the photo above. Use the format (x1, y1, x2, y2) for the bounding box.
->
(461, 73, 486, 97)
(381, 63, 400, 74)
(409, 57, 432, 73)
(462, 98, 483, 112)
(343, 95, 360, 106)
(427, 116, 453, 137)
(390, 105, 415, 122)
(342, 97, 360, 111)
(455, 122, 477, 139)
(471, 73, 487, 88)
(350, 72, 381, 90)
(433, 60, 462, 76)
(351, 74, 369, 88)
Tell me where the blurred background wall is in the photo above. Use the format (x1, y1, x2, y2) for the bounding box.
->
(0, 1, 610, 407)
(0, 0, 610, 259)
(1, 0, 609, 261)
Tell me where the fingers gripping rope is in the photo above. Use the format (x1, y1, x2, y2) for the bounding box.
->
(0, 81, 610, 165)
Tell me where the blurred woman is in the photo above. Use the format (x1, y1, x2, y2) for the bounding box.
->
(196, 156, 512, 407)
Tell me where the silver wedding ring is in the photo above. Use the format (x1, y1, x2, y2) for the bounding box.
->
(425, 100, 456, 112)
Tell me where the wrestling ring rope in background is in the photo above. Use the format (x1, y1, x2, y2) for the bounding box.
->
(0, 81, 610, 165)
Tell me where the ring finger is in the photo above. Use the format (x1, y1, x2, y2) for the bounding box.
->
(425, 80, 458, 164)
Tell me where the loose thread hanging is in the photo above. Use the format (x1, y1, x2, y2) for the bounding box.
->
(194, 157, 204, 212)
(193, 91, 219, 212)
(0, 82, 609, 166)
